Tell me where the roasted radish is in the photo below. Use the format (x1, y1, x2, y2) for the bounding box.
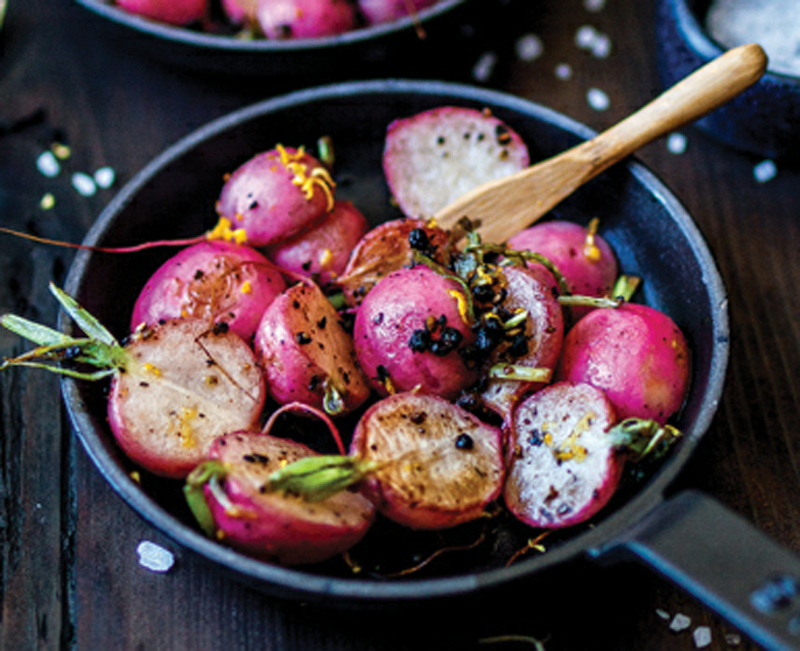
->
(353, 264, 478, 400)
(256, 0, 356, 38)
(254, 279, 371, 416)
(505, 381, 680, 529)
(131, 240, 286, 341)
(216, 145, 335, 247)
(185, 429, 375, 565)
(382, 106, 529, 220)
(556, 302, 690, 424)
(1, 285, 267, 479)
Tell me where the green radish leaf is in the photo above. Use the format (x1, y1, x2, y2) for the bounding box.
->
(49, 282, 118, 346)
(0, 314, 72, 347)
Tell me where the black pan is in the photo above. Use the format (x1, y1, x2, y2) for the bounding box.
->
(60, 80, 800, 650)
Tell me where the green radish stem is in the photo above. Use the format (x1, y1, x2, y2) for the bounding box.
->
(184, 460, 229, 537)
(267, 455, 380, 503)
(608, 418, 682, 461)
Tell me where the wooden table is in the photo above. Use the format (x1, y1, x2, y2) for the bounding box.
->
(2, 1, 799, 649)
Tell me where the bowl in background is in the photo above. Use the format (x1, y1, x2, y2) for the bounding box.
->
(655, 0, 800, 162)
(75, 0, 521, 81)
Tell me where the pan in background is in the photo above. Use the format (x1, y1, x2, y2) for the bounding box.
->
(74, 0, 523, 81)
(59, 80, 800, 650)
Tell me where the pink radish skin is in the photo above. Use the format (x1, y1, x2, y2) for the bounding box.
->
(115, 0, 207, 25)
(349, 392, 505, 530)
(265, 200, 370, 287)
(353, 265, 478, 400)
(254, 280, 371, 415)
(204, 431, 375, 565)
(107, 319, 267, 479)
(557, 303, 690, 424)
(357, 0, 438, 25)
(479, 263, 564, 420)
(131, 240, 286, 342)
(505, 381, 620, 529)
(383, 106, 530, 220)
(334, 218, 452, 308)
(256, 0, 356, 39)
(507, 220, 618, 320)
(216, 146, 334, 247)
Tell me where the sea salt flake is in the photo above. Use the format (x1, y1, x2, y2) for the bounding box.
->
(516, 33, 544, 61)
(555, 63, 573, 80)
(137, 540, 175, 573)
(670, 613, 692, 632)
(667, 132, 688, 154)
(472, 51, 498, 83)
(587, 87, 610, 111)
(71, 172, 97, 197)
(575, 25, 599, 49)
(693, 626, 712, 648)
(591, 33, 613, 58)
(753, 159, 777, 183)
(655, 608, 671, 620)
(37, 151, 61, 178)
(94, 166, 116, 188)
(583, 0, 607, 11)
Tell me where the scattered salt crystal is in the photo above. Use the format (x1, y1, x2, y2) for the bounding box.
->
(516, 33, 544, 62)
(725, 633, 741, 645)
(94, 166, 116, 189)
(137, 540, 175, 573)
(71, 172, 97, 197)
(472, 51, 498, 83)
(40, 193, 55, 210)
(753, 159, 777, 183)
(555, 63, 573, 80)
(590, 32, 612, 58)
(667, 132, 688, 154)
(670, 613, 692, 632)
(584, 0, 607, 11)
(655, 608, 671, 620)
(693, 626, 712, 648)
(587, 87, 610, 111)
(37, 151, 61, 178)
(575, 25, 599, 49)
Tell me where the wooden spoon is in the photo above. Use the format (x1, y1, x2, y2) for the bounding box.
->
(433, 43, 768, 244)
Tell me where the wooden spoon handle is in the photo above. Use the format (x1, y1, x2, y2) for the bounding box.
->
(435, 43, 768, 243)
(570, 42, 768, 179)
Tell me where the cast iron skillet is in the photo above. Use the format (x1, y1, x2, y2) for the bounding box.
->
(60, 80, 800, 650)
(73, 0, 500, 80)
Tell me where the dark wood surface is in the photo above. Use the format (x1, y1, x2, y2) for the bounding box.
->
(2, 0, 799, 649)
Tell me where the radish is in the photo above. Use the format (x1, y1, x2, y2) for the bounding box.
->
(333, 217, 453, 308)
(115, 0, 208, 25)
(256, 0, 357, 39)
(221, 0, 258, 25)
(472, 262, 564, 420)
(184, 429, 376, 565)
(505, 381, 681, 529)
(254, 279, 371, 416)
(216, 145, 335, 247)
(382, 106, 530, 221)
(1, 284, 267, 479)
(358, 0, 438, 25)
(353, 264, 478, 400)
(507, 219, 619, 320)
(265, 200, 370, 288)
(130, 240, 286, 342)
(556, 302, 691, 424)
(268, 392, 505, 530)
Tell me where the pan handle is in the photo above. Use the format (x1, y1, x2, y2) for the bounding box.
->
(592, 490, 800, 651)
